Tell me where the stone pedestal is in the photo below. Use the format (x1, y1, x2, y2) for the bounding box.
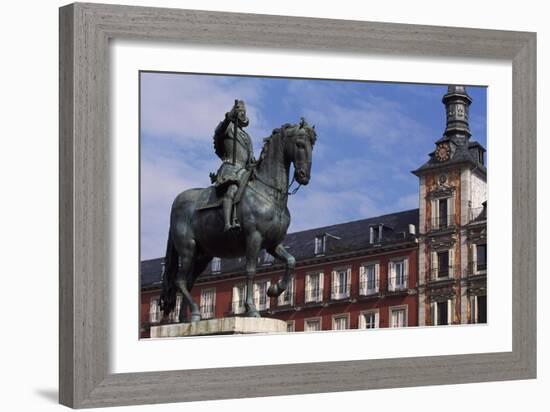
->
(150, 317, 287, 338)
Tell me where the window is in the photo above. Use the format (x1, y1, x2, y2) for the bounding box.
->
(388, 259, 408, 291)
(390, 307, 407, 328)
(471, 295, 487, 324)
(432, 299, 452, 325)
(277, 276, 295, 306)
(369, 224, 383, 244)
(286, 320, 295, 332)
(432, 248, 454, 279)
(359, 310, 379, 329)
(304, 318, 322, 332)
(438, 198, 448, 228)
(359, 263, 379, 295)
(431, 197, 453, 230)
(332, 314, 349, 330)
(314, 235, 326, 255)
(168, 295, 182, 323)
(253, 279, 271, 311)
(438, 251, 449, 277)
(476, 244, 487, 272)
(305, 272, 324, 303)
(200, 288, 216, 319)
(149, 297, 161, 323)
(232, 284, 246, 314)
(211, 257, 221, 273)
(331, 268, 351, 300)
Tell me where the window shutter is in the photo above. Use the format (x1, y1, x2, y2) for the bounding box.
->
(305, 275, 311, 302)
(448, 299, 453, 324)
(388, 261, 395, 291)
(265, 281, 271, 309)
(253, 283, 259, 308)
(359, 266, 366, 295)
(346, 268, 352, 296)
(447, 197, 453, 227)
(319, 272, 324, 302)
(432, 251, 439, 279)
(472, 243, 478, 273)
(431, 302, 437, 326)
(432, 199, 439, 229)
(448, 247, 455, 278)
(174, 295, 182, 321)
(374, 311, 380, 328)
(404, 258, 409, 287)
(331, 270, 337, 299)
(375, 264, 380, 292)
(290, 277, 295, 305)
(358, 313, 365, 329)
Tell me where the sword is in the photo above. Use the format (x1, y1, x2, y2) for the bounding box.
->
(232, 99, 238, 166)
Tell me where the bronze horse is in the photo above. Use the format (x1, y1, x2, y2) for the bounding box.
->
(160, 120, 316, 321)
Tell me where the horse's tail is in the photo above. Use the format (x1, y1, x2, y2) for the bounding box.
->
(159, 231, 178, 316)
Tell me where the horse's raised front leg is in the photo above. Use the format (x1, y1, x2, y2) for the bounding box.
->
(267, 243, 296, 298)
(244, 231, 262, 318)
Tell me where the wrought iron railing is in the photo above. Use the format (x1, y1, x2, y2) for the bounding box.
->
(304, 286, 324, 303)
(466, 261, 487, 275)
(430, 265, 456, 280)
(387, 275, 408, 292)
(231, 300, 246, 314)
(331, 284, 351, 300)
(428, 215, 455, 231)
(358, 279, 380, 295)
(199, 303, 215, 319)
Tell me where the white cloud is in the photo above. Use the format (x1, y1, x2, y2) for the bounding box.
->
(140, 73, 271, 149)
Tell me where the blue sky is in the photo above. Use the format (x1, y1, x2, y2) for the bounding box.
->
(140, 72, 487, 260)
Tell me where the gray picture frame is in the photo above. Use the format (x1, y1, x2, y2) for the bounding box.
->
(59, 2, 536, 408)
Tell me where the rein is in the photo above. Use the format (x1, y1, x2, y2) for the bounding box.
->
(254, 174, 301, 196)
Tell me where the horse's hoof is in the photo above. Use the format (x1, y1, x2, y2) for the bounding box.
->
(190, 314, 201, 322)
(267, 284, 283, 298)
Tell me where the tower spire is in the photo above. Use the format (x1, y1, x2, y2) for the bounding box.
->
(442, 85, 472, 145)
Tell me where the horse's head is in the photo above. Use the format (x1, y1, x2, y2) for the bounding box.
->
(283, 118, 317, 185)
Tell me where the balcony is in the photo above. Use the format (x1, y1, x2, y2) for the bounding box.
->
(430, 265, 456, 281)
(231, 300, 246, 315)
(466, 261, 487, 276)
(358, 279, 380, 296)
(199, 303, 215, 320)
(304, 286, 324, 305)
(387, 275, 408, 293)
(427, 215, 455, 232)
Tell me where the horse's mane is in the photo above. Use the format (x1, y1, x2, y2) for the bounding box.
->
(256, 121, 316, 168)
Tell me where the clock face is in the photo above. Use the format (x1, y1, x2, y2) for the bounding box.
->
(435, 143, 450, 162)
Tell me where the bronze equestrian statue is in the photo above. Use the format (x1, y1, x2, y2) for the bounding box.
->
(160, 100, 316, 322)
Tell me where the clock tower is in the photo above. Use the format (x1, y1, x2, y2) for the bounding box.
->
(413, 85, 487, 326)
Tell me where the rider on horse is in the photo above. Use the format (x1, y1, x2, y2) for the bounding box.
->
(211, 100, 256, 232)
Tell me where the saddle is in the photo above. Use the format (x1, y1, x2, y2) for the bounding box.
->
(196, 169, 253, 211)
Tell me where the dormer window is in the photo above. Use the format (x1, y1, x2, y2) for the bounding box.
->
(211, 257, 221, 273)
(314, 235, 326, 255)
(369, 224, 384, 244)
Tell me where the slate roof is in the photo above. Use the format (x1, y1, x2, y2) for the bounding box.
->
(412, 139, 487, 176)
(141, 208, 419, 289)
